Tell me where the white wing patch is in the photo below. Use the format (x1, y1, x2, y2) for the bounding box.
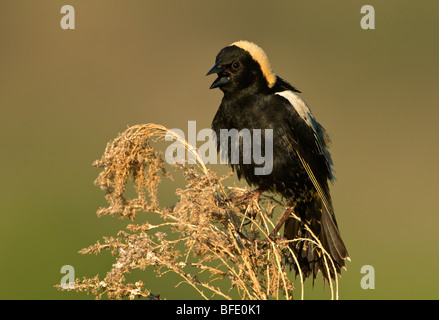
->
(276, 90, 335, 180)
(275, 90, 314, 128)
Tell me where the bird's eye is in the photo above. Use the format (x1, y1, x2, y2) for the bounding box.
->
(232, 61, 241, 70)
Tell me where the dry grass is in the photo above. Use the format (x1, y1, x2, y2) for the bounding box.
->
(56, 123, 339, 300)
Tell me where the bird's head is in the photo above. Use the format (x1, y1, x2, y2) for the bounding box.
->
(207, 40, 277, 94)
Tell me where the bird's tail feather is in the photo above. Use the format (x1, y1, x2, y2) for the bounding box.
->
(284, 206, 349, 281)
(284, 150, 349, 280)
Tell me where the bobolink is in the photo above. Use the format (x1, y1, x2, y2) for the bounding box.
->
(207, 40, 349, 280)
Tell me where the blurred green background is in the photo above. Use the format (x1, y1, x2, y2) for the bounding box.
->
(1, 0, 438, 299)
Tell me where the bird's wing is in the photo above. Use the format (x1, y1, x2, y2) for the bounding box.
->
(275, 91, 336, 219)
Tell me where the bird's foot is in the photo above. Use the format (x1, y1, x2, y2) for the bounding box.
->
(226, 188, 263, 204)
(226, 189, 263, 220)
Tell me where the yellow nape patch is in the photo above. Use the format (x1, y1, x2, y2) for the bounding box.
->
(231, 40, 277, 88)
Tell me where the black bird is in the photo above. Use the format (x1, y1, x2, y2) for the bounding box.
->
(207, 40, 349, 280)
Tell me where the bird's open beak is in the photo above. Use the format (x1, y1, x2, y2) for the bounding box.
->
(206, 62, 231, 89)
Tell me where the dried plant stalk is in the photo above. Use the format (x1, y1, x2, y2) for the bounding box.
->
(56, 123, 339, 300)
